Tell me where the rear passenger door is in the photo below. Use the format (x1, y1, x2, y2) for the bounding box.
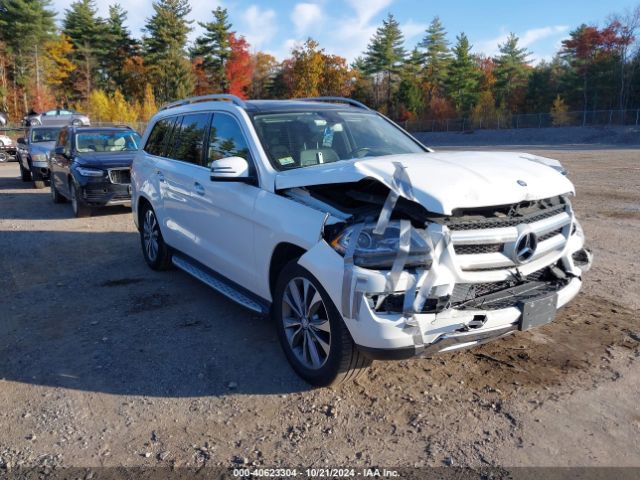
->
(188, 112, 261, 290)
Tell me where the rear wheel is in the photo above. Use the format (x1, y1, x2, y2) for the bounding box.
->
(70, 182, 90, 217)
(273, 262, 372, 387)
(0, 141, 7, 163)
(140, 205, 172, 270)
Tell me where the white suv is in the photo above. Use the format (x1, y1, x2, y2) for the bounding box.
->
(132, 95, 592, 386)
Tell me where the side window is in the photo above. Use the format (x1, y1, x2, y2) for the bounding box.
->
(167, 113, 209, 164)
(207, 113, 250, 167)
(144, 117, 175, 156)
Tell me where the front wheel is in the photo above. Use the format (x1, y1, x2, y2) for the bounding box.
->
(70, 182, 90, 217)
(140, 205, 172, 270)
(273, 262, 372, 387)
(33, 174, 46, 189)
(19, 162, 31, 182)
(50, 177, 65, 203)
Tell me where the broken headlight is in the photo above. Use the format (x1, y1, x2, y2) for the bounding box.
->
(330, 221, 431, 269)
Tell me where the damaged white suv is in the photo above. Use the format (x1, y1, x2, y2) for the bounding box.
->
(132, 95, 592, 386)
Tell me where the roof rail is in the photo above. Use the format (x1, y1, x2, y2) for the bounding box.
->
(160, 94, 247, 111)
(299, 97, 371, 110)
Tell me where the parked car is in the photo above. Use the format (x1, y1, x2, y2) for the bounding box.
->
(131, 95, 592, 386)
(24, 109, 90, 127)
(17, 126, 62, 188)
(48, 125, 141, 217)
(0, 133, 17, 162)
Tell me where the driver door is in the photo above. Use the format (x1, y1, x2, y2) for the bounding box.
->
(188, 112, 260, 291)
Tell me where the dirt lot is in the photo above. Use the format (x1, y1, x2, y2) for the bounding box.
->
(0, 148, 639, 472)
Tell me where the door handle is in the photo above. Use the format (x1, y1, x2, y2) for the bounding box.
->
(194, 182, 205, 196)
(156, 170, 165, 182)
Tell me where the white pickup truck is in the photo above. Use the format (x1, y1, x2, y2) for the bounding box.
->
(131, 95, 592, 386)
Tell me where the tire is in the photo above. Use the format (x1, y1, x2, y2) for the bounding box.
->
(139, 204, 172, 270)
(19, 162, 32, 182)
(50, 178, 65, 203)
(273, 261, 372, 387)
(0, 142, 7, 163)
(70, 181, 91, 217)
(33, 174, 46, 189)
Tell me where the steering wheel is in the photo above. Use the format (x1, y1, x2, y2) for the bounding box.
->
(348, 147, 373, 159)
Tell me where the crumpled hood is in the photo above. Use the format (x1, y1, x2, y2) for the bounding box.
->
(75, 151, 136, 168)
(275, 152, 575, 215)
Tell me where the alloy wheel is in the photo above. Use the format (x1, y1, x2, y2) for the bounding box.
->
(282, 277, 331, 370)
(143, 209, 159, 262)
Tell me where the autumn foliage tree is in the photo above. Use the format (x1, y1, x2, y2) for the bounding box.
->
(226, 33, 252, 99)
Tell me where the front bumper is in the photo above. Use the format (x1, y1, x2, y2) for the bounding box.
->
(299, 220, 592, 358)
(79, 182, 131, 206)
(356, 275, 582, 359)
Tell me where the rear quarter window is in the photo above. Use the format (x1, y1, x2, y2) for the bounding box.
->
(144, 118, 176, 156)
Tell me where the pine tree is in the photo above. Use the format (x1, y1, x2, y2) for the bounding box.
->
(494, 33, 531, 112)
(103, 4, 138, 94)
(364, 13, 406, 113)
(191, 7, 232, 93)
(418, 16, 451, 98)
(63, 0, 107, 100)
(397, 48, 424, 117)
(446, 33, 480, 115)
(0, 0, 56, 112)
(143, 0, 194, 103)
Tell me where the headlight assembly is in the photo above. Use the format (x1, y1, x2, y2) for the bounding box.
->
(76, 166, 104, 177)
(330, 220, 431, 269)
(30, 153, 48, 162)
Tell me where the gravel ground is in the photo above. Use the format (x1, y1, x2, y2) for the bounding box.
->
(0, 147, 639, 472)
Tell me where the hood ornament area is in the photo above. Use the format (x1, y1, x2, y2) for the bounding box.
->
(517, 179, 527, 187)
(510, 229, 538, 264)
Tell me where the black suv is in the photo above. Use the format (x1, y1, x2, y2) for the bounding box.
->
(48, 125, 141, 217)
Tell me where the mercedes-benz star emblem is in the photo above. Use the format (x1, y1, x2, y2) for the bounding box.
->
(513, 231, 538, 264)
(517, 179, 527, 186)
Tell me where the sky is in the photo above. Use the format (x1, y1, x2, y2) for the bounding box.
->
(50, 0, 638, 63)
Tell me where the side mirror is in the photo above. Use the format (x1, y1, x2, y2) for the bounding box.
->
(210, 156, 252, 182)
(17, 137, 26, 145)
(54, 146, 65, 156)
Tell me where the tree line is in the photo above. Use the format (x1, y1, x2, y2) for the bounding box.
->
(1, 0, 639, 125)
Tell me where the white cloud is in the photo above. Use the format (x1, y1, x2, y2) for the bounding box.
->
(291, 3, 323, 36)
(241, 5, 278, 50)
(319, 0, 396, 61)
(474, 25, 569, 63)
(401, 20, 427, 42)
(346, 0, 393, 25)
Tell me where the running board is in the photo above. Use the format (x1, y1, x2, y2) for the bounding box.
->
(172, 254, 269, 315)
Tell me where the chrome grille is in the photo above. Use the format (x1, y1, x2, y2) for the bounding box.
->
(108, 168, 131, 185)
(448, 199, 572, 271)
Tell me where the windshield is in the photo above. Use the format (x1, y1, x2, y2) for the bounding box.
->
(31, 128, 62, 143)
(75, 131, 141, 153)
(252, 110, 426, 170)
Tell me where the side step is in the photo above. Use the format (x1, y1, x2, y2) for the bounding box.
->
(172, 254, 269, 315)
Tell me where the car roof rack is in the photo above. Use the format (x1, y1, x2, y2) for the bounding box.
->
(160, 94, 247, 111)
(299, 97, 371, 111)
